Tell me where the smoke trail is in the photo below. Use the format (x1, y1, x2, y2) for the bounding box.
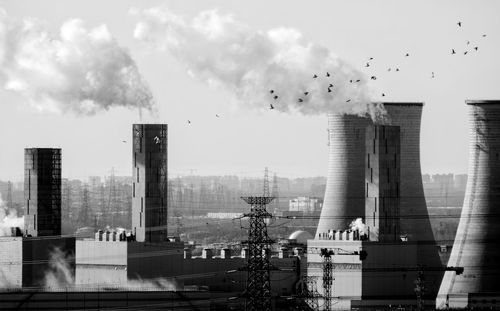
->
(131, 7, 384, 120)
(0, 8, 155, 116)
(0, 193, 24, 237)
(43, 247, 75, 290)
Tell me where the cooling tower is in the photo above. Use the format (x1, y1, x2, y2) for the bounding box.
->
(316, 103, 436, 243)
(315, 114, 370, 236)
(437, 100, 500, 309)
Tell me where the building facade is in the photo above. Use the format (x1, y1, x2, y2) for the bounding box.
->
(24, 148, 62, 237)
(132, 124, 168, 243)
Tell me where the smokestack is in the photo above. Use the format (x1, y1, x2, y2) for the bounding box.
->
(437, 100, 500, 308)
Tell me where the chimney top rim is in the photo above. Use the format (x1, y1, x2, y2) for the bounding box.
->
(466, 100, 500, 105)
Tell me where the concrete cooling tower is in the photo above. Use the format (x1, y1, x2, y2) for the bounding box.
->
(316, 103, 435, 242)
(437, 100, 500, 309)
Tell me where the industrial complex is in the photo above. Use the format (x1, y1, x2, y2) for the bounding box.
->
(1, 101, 500, 310)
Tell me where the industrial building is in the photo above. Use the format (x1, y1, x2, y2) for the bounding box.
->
(436, 100, 500, 309)
(24, 148, 62, 237)
(132, 124, 168, 243)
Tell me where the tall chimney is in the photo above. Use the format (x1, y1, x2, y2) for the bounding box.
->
(437, 100, 500, 308)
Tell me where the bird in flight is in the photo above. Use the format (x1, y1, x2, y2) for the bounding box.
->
(395, 68, 400, 72)
(482, 34, 487, 37)
(216, 114, 220, 118)
(329, 83, 334, 88)
(304, 92, 309, 96)
(457, 21, 462, 27)
(349, 79, 353, 83)
(431, 72, 435, 78)
(298, 98, 303, 103)
(122, 140, 127, 143)
(365, 63, 370, 67)
(382, 93, 386, 97)
(187, 120, 191, 124)
(270, 104, 274, 110)
(371, 76, 377, 80)
(326, 72, 330, 77)
(313, 74, 318, 78)
(328, 88, 332, 93)
(356, 79, 361, 82)
(387, 68, 391, 72)
(464, 51, 468, 55)
(154, 136, 161, 144)
(369, 57, 374, 60)
(270, 90, 274, 94)
(452, 49, 456, 54)
(466, 40, 470, 45)
(273, 95, 278, 100)
(405, 53, 410, 57)
(346, 99, 351, 103)
(474, 46, 478, 51)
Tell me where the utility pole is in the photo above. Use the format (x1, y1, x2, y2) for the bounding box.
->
(271, 172, 279, 214)
(263, 167, 270, 198)
(6, 181, 13, 211)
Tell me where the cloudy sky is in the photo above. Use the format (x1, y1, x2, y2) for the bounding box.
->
(0, 0, 499, 181)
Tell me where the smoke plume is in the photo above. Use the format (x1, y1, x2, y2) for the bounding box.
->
(43, 247, 75, 290)
(0, 8, 155, 115)
(349, 218, 367, 235)
(0, 193, 24, 237)
(131, 7, 384, 120)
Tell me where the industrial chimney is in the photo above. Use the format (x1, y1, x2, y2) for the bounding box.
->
(437, 100, 500, 309)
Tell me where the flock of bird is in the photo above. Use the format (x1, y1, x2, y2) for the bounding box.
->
(178, 20, 489, 123)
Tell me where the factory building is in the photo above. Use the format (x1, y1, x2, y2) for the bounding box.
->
(437, 100, 500, 309)
(132, 124, 168, 243)
(24, 148, 62, 237)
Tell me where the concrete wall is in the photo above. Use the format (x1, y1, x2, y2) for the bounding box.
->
(0, 237, 23, 288)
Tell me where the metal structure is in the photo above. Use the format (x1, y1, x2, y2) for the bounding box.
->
(296, 276, 321, 311)
(437, 100, 500, 308)
(241, 196, 274, 311)
(271, 172, 279, 211)
(263, 167, 270, 198)
(321, 249, 334, 311)
(132, 124, 168, 243)
(24, 148, 62, 237)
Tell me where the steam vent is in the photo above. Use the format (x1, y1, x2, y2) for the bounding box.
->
(437, 100, 500, 309)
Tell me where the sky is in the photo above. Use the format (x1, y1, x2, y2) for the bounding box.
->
(0, 0, 499, 181)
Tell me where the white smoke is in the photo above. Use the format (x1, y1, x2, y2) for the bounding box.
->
(43, 247, 75, 290)
(0, 8, 155, 116)
(131, 7, 385, 120)
(0, 193, 24, 237)
(349, 218, 367, 235)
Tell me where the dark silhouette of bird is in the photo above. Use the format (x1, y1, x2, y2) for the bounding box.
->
(326, 72, 330, 77)
(269, 104, 274, 110)
(350, 79, 353, 83)
(154, 136, 161, 144)
(387, 68, 391, 72)
(474, 46, 478, 51)
(431, 72, 435, 78)
(328, 88, 332, 93)
(382, 93, 386, 97)
(405, 53, 409, 57)
(452, 49, 456, 54)
(216, 114, 220, 118)
(371, 76, 377, 80)
(464, 51, 468, 55)
(483, 34, 487, 37)
(270, 90, 274, 94)
(395, 68, 400, 72)
(466, 40, 470, 45)
(457, 21, 462, 27)
(329, 83, 333, 87)
(356, 79, 361, 82)
(304, 92, 309, 96)
(346, 99, 351, 103)
(369, 57, 374, 60)
(313, 74, 318, 78)
(298, 98, 303, 103)
(188, 120, 191, 124)
(366, 63, 370, 67)
(273, 95, 278, 100)
(122, 140, 127, 143)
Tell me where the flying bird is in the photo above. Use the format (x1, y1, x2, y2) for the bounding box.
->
(395, 68, 400, 72)
(350, 79, 353, 83)
(154, 136, 161, 144)
(405, 53, 410, 57)
(346, 99, 351, 103)
(387, 68, 391, 72)
(369, 57, 374, 60)
(457, 21, 462, 27)
(269, 104, 274, 110)
(452, 49, 456, 54)
(304, 92, 309, 96)
(365, 63, 370, 67)
(122, 140, 127, 143)
(431, 72, 435, 78)
(356, 79, 361, 82)
(474, 46, 478, 51)
(326, 72, 330, 77)
(313, 74, 318, 78)
(483, 34, 487, 37)
(464, 51, 468, 55)
(466, 40, 470, 45)
(270, 90, 274, 94)
(187, 120, 191, 124)
(216, 114, 220, 118)
(371, 76, 377, 80)
(328, 88, 332, 93)
(273, 95, 278, 100)
(329, 83, 334, 87)
(382, 93, 386, 97)
(298, 98, 303, 103)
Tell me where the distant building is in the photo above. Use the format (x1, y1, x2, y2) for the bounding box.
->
(206, 212, 243, 219)
(288, 196, 322, 214)
(453, 173, 467, 189)
(24, 148, 62, 237)
(132, 124, 168, 243)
